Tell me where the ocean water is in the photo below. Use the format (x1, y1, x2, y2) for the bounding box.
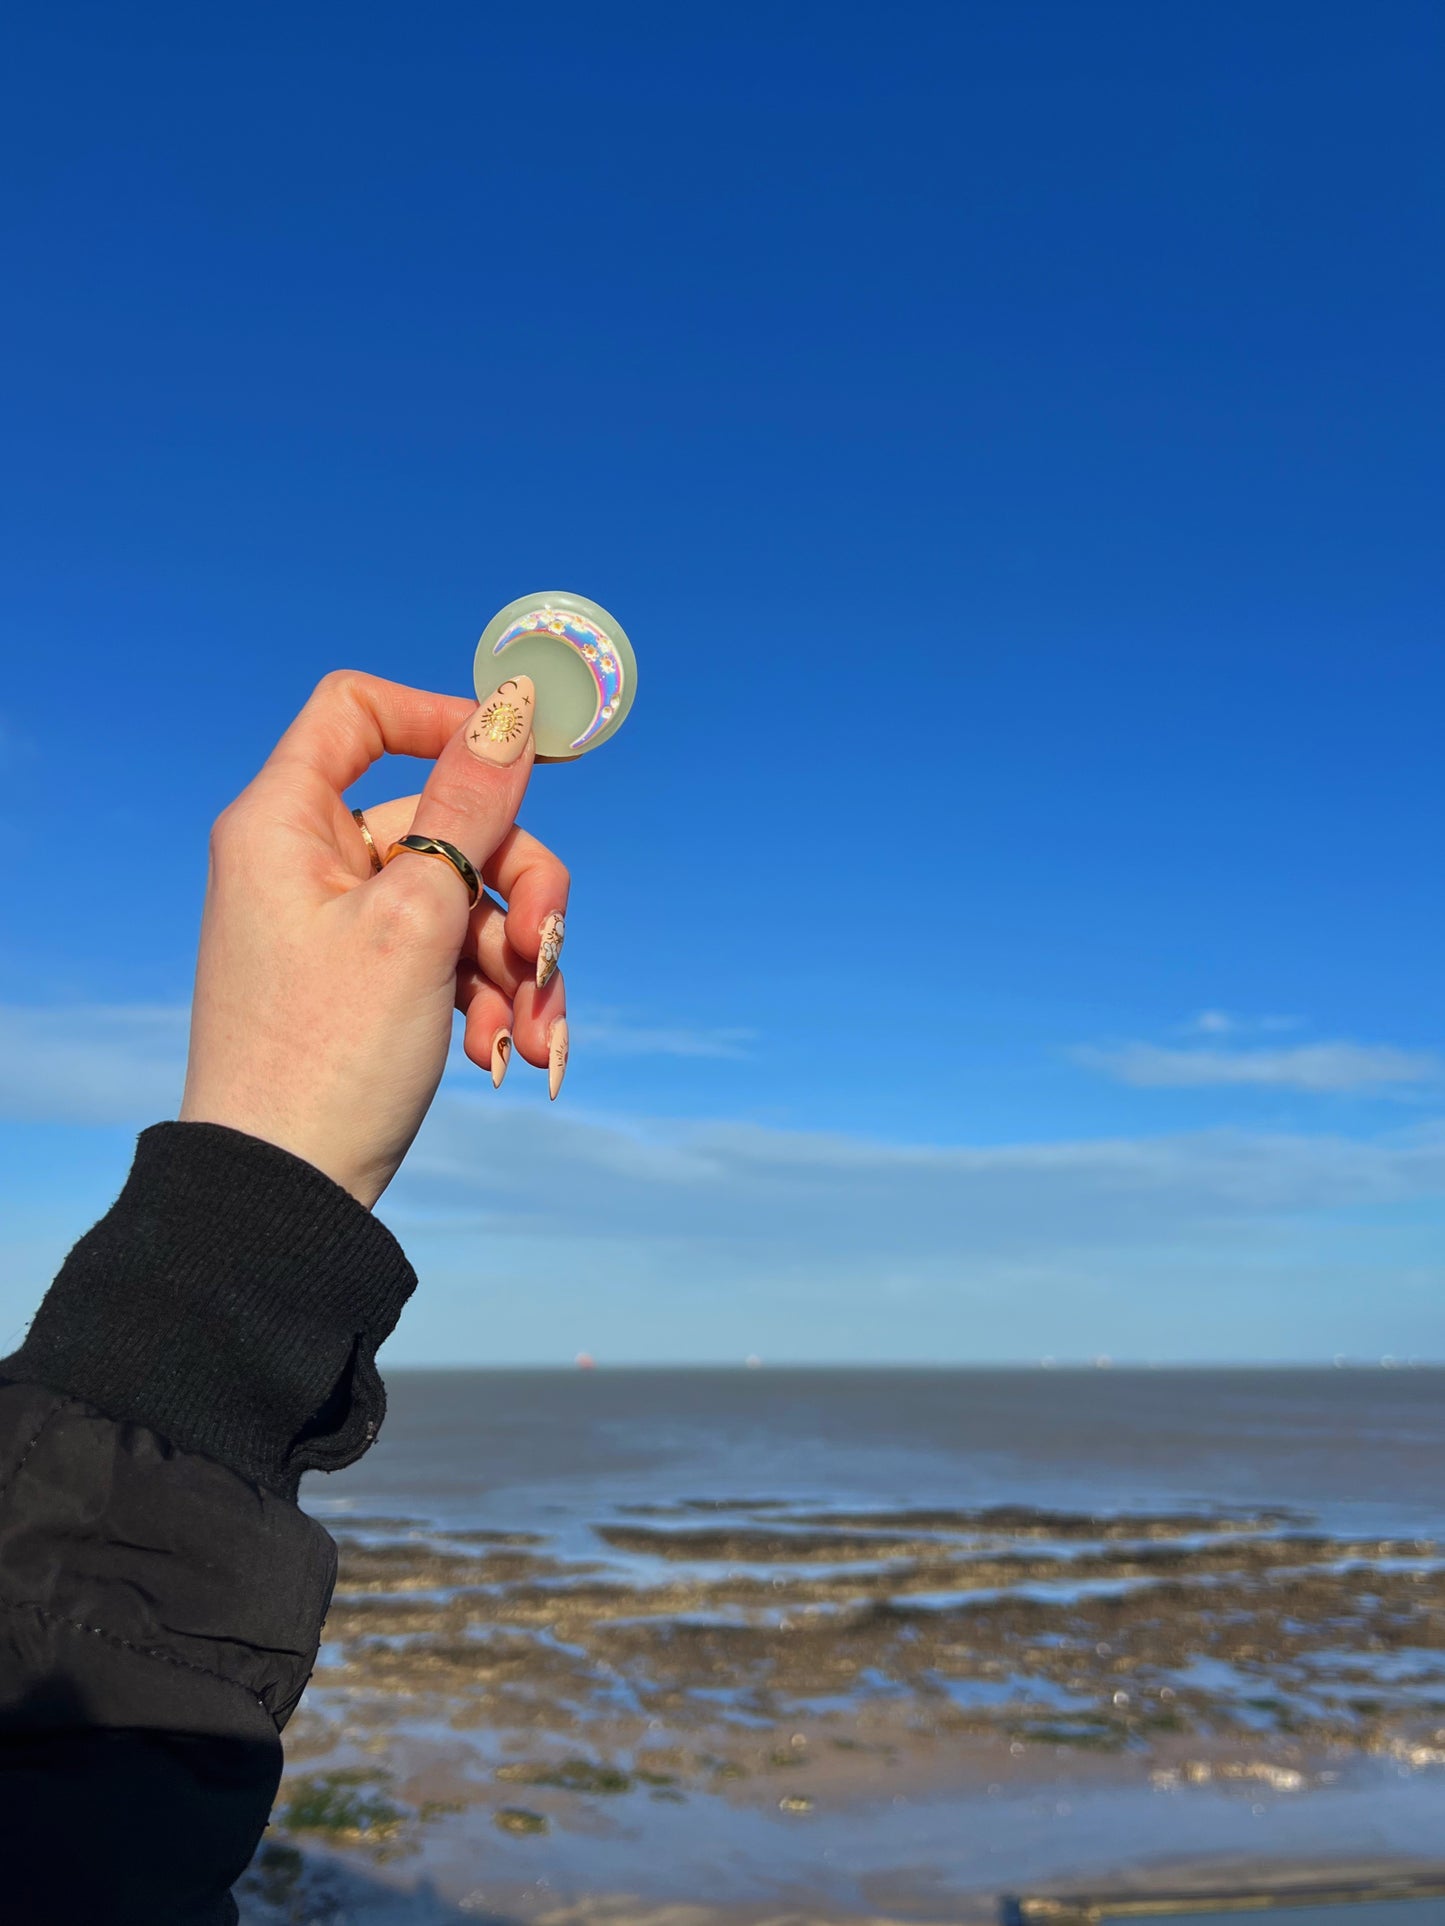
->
(252, 1369, 1445, 1923)
(306, 1366, 1445, 1542)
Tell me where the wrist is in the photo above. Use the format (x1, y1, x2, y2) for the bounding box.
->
(177, 1093, 383, 1208)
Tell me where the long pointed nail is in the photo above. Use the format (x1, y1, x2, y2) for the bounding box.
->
(537, 911, 566, 990)
(548, 1018, 569, 1101)
(465, 676, 535, 766)
(491, 1031, 512, 1089)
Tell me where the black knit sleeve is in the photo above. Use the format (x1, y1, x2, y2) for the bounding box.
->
(0, 1123, 418, 1923)
(0, 1120, 417, 1498)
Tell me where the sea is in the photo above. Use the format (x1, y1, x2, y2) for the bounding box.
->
(306, 1366, 1445, 1546)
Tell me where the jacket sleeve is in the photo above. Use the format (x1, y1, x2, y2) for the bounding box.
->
(0, 1123, 417, 1926)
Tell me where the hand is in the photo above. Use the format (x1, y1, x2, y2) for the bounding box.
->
(179, 670, 570, 1207)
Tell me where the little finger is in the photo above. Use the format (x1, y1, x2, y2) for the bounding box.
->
(457, 963, 517, 1090)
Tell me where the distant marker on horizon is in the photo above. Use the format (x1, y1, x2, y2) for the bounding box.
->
(575, 1352, 596, 1371)
(745, 1354, 762, 1369)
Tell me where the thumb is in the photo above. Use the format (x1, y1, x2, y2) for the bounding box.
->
(373, 674, 537, 928)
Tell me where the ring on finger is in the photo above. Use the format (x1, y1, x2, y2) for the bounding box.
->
(384, 834, 482, 909)
(351, 807, 383, 874)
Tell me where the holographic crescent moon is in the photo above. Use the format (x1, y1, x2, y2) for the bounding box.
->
(492, 607, 624, 751)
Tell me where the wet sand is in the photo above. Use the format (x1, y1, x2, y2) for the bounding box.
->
(239, 1489, 1445, 1921)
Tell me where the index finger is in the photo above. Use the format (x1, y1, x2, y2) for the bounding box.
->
(264, 670, 476, 795)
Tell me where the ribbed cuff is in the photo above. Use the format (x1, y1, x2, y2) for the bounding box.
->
(0, 1123, 417, 1498)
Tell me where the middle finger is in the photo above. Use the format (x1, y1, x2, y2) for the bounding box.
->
(357, 797, 570, 997)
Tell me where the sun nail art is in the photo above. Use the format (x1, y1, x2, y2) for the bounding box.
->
(465, 676, 535, 767)
(537, 911, 566, 990)
(491, 1031, 512, 1089)
(548, 1018, 569, 1101)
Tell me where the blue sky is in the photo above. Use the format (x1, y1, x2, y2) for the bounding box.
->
(2, 2, 1443, 1363)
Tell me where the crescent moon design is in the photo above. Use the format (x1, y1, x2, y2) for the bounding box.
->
(493, 608, 624, 750)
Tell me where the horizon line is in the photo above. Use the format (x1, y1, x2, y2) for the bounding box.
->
(380, 1357, 1443, 1372)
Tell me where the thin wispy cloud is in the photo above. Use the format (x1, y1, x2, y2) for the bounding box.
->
(395, 1098, 1445, 1251)
(5, 1001, 1445, 1361)
(0, 1003, 189, 1125)
(0, 999, 751, 1132)
(569, 1008, 754, 1059)
(370, 1095, 1445, 1360)
(13, 999, 1421, 1253)
(1183, 1010, 1304, 1038)
(6, 998, 1435, 1138)
(1076, 1039, 1441, 1094)
(373, 1096, 1445, 1363)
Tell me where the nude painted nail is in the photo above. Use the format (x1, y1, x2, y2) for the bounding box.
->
(465, 676, 535, 766)
(548, 1017, 569, 1101)
(537, 911, 565, 990)
(490, 1031, 512, 1090)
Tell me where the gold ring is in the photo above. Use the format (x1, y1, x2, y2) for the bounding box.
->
(351, 808, 383, 874)
(384, 835, 482, 909)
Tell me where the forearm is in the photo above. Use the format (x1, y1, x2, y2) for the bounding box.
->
(0, 1123, 416, 1925)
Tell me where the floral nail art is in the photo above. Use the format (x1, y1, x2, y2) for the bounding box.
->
(537, 911, 565, 989)
(548, 1018, 569, 1101)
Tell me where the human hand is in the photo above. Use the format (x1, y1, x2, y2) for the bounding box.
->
(179, 671, 570, 1207)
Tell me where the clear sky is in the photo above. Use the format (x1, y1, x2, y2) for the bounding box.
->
(2, 2, 1443, 1364)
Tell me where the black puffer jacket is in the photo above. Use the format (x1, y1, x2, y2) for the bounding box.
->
(0, 1123, 416, 1924)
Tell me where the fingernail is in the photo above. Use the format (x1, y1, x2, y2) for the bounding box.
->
(548, 1017, 569, 1101)
(490, 1031, 512, 1089)
(465, 676, 535, 766)
(537, 911, 566, 989)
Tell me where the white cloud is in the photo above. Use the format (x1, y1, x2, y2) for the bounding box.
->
(0, 1003, 188, 1125)
(1076, 1040, 1441, 1094)
(567, 1008, 754, 1059)
(1184, 1009, 1303, 1037)
(366, 1096, 1445, 1359)
(5, 1001, 1445, 1360)
(0, 997, 747, 1133)
(389, 1093, 1445, 1257)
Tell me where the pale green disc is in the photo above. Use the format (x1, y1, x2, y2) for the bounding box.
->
(474, 591, 637, 763)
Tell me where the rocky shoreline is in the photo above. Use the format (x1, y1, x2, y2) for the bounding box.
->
(238, 1496, 1445, 1910)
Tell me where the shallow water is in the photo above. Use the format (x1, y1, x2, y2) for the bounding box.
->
(239, 1369, 1445, 1919)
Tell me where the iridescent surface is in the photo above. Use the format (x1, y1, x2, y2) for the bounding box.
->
(491, 606, 624, 749)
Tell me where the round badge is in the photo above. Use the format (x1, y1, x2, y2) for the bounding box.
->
(474, 591, 637, 763)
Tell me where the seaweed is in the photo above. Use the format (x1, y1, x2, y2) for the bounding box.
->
(493, 1807, 549, 1835)
(283, 1770, 405, 1840)
(495, 1756, 634, 1794)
